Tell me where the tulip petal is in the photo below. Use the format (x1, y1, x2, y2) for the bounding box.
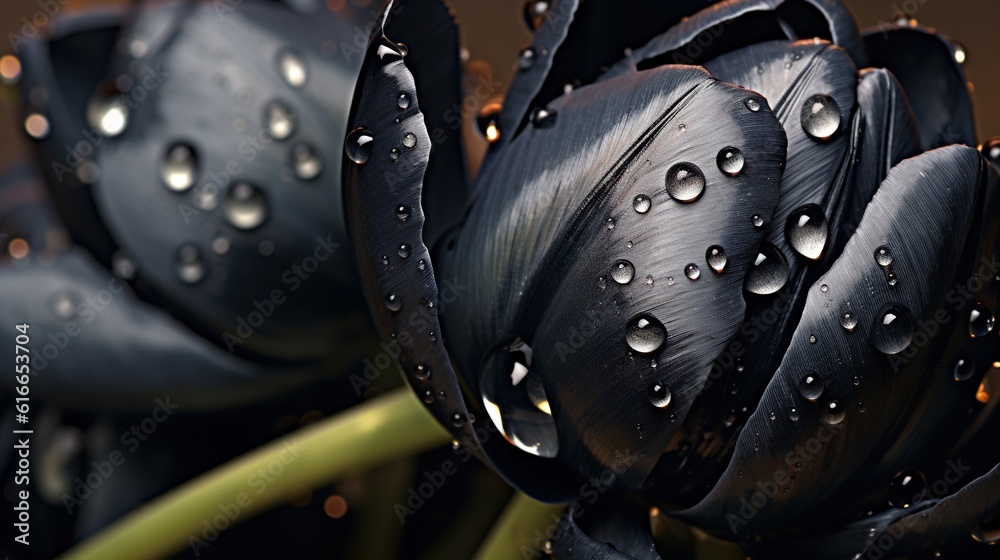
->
(494, 0, 710, 152)
(343, 0, 482, 456)
(602, 0, 866, 81)
(441, 66, 787, 500)
(675, 146, 998, 542)
(89, 1, 365, 362)
(0, 248, 312, 411)
(551, 499, 662, 559)
(862, 24, 975, 149)
(16, 6, 126, 262)
(644, 39, 858, 502)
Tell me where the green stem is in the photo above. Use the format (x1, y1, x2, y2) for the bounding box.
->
(474, 493, 567, 560)
(60, 388, 450, 560)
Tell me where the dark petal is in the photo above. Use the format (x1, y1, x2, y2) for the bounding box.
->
(646, 39, 857, 502)
(441, 66, 787, 499)
(829, 68, 921, 253)
(602, 0, 865, 81)
(381, 0, 467, 247)
(551, 498, 662, 560)
(343, 0, 481, 457)
(16, 6, 125, 263)
(494, 0, 711, 151)
(0, 249, 305, 411)
(863, 24, 975, 149)
(92, 1, 366, 363)
(675, 147, 998, 540)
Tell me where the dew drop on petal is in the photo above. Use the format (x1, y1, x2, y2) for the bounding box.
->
(625, 314, 666, 354)
(953, 358, 976, 381)
(969, 303, 995, 337)
(799, 373, 824, 401)
(345, 127, 373, 164)
(647, 381, 672, 408)
(161, 143, 197, 192)
(800, 93, 841, 140)
(224, 183, 267, 230)
(745, 244, 789, 295)
(821, 400, 846, 425)
(887, 470, 926, 508)
(785, 204, 828, 260)
(717, 147, 744, 176)
(706, 245, 727, 273)
(611, 259, 635, 285)
(665, 163, 705, 202)
(633, 194, 651, 214)
(684, 263, 701, 281)
(872, 305, 914, 355)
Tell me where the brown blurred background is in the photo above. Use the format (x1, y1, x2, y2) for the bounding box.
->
(1, 0, 998, 172)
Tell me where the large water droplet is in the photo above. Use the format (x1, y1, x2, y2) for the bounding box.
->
(276, 48, 307, 87)
(633, 194, 651, 214)
(87, 88, 129, 137)
(396, 205, 411, 222)
(413, 363, 430, 381)
(821, 400, 845, 425)
(872, 305, 914, 355)
(717, 147, 744, 176)
(176, 244, 205, 284)
(953, 358, 976, 381)
(841, 311, 858, 332)
(665, 163, 705, 202)
(874, 246, 893, 266)
(745, 244, 789, 295)
(745, 98, 761, 112)
(518, 47, 536, 69)
(402, 132, 417, 149)
(799, 373, 824, 401)
(397, 243, 411, 259)
(969, 303, 995, 337)
(480, 338, 558, 457)
(647, 381, 672, 408)
(397, 92, 410, 110)
(684, 263, 701, 281)
(611, 260, 634, 284)
(345, 127, 373, 164)
(800, 93, 840, 140)
(161, 143, 197, 192)
(751, 214, 765, 228)
(224, 183, 268, 230)
(706, 245, 727, 273)
(385, 292, 401, 312)
(266, 101, 296, 140)
(625, 314, 666, 354)
(887, 470, 926, 508)
(291, 144, 322, 180)
(785, 204, 828, 260)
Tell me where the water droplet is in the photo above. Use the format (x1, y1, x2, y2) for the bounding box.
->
(821, 400, 846, 425)
(953, 358, 976, 381)
(451, 412, 466, 427)
(176, 244, 205, 284)
(706, 245, 727, 273)
(522, 1, 549, 29)
(597, 275, 607, 290)
(969, 303, 995, 337)
(413, 363, 430, 380)
(809, 334, 818, 344)
(665, 163, 705, 202)
(632, 194, 651, 214)
(397, 243, 411, 259)
(821, 284, 829, 292)
(518, 47, 536, 69)
(785, 204, 828, 260)
(291, 144, 322, 180)
(626, 241, 633, 249)
(611, 260, 634, 284)
(530, 107, 557, 128)
(385, 292, 401, 312)
(396, 205, 411, 222)
(841, 312, 858, 332)
(397, 92, 410, 110)
(345, 128, 373, 164)
(874, 246, 893, 266)
(224, 183, 268, 230)
(276, 48, 307, 87)
(161, 143, 197, 192)
(381, 255, 390, 266)
(983, 137, 1000, 167)
(647, 381, 672, 408)
(625, 314, 666, 354)
(887, 470, 926, 508)
(745, 98, 761, 112)
(389, 147, 400, 161)
(800, 93, 841, 140)
(872, 305, 914, 355)
(678, 123, 687, 133)
(717, 147, 744, 176)
(402, 132, 417, 148)
(605, 217, 616, 230)
(422, 390, 434, 404)
(87, 88, 129, 137)
(971, 523, 1000, 544)
(789, 407, 800, 421)
(480, 338, 558, 457)
(799, 373, 824, 401)
(417, 259, 427, 271)
(751, 214, 765, 228)
(745, 244, 789, 295)
(685, 263, 701, 281)
(645, 274, 654, 285)
(265, 101, 296, 140)
(667, 277, 675, 286)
